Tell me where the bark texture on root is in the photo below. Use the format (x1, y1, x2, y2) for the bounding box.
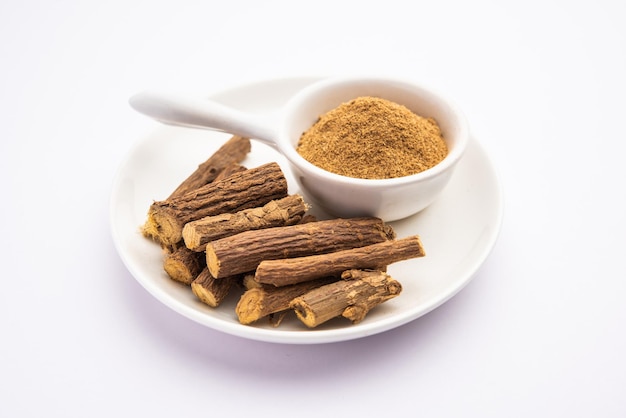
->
(255, 235, 425, 286)
(235, 277, 335, 325)
(163, 246, 206, 285)
(290, 269, 402, 328)
(143, 162, 288, 247)
(191, 268, 240, 308)
(167, 135, 250, 199)
(206, 217, 395, 278)
(183, 194, 308, 252)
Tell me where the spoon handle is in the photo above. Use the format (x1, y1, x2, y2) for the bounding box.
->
(129, 91, 277, 147)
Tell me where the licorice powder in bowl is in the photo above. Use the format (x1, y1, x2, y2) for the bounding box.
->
(296, 96, 448, 179)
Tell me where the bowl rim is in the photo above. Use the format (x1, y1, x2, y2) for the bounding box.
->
(276, 76, 470, 188)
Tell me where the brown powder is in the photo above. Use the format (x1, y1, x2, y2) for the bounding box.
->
(296, 96, 448, 179)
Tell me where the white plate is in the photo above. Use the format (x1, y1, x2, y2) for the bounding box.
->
(110, 77, 503, 344)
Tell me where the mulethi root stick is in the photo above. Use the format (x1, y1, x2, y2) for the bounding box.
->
(143, 162, 288, 247)
(254, 235, 425, 287)
(235, 277, 336, 325)
(166, 135, 250, 199)
(205, 217, 396, 279)
(290, 269, 403, 328)
(183, 194, 309, 252)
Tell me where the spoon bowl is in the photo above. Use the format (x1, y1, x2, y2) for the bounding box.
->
(129, 76, 469, 221)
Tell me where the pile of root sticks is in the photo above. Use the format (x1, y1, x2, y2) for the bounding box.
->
(141, 136, 425, 328)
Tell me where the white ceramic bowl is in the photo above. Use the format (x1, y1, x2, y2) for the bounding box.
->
(278, 77, 469, 220)
(130, 77, 469, 221)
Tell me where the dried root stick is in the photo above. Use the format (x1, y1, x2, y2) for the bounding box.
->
(205, 217, 395, 278)
(183, 194, 309, 252)
(143, 162, 288, 247)
(191, 268, 241, 308)
(290, 269, 402, 328)
(163, 246, 206, 285)
(168, 135, 250, 199)
(255, 235, 425, 286)
(235, 277, 336, 325)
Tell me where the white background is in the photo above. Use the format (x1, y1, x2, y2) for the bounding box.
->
(2, 0, 625, 416)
